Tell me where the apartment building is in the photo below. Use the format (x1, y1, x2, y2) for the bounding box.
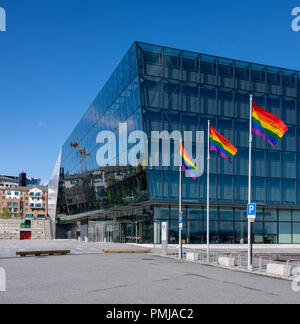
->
(0, 186, 48, 219)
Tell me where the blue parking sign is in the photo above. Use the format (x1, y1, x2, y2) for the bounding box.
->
(248, 203, 256, 217)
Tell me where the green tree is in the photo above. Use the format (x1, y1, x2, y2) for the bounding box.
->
(0, 207, 13, 219)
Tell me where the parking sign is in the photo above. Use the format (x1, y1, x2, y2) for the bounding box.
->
(179, 211, 183, 229)
(248, 203, 256, 222)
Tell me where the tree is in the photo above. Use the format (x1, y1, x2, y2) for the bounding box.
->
(0, 207, 13, 219)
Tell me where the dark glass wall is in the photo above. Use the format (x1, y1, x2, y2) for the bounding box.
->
(55, 41, 300, 244)
(136, 42, 300, 207)
(136, 41, 300, 244)
(57, 44, 148, 216)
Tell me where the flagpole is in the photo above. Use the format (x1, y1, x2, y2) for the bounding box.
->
(248, 95, 253, 271)
(179, 137, 183, 260)
(207, 120, 210, 262)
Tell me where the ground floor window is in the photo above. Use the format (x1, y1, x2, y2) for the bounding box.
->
(86, 206, 300, 244)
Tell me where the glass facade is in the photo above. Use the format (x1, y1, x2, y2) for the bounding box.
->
(52, 42, 300, 244)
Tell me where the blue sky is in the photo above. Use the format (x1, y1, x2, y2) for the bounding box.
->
(0, 0, 299, 183)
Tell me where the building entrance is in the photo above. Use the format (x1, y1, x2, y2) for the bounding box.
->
(121, 222, 143, 244)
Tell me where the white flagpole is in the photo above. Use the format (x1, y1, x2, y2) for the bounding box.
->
(179, 137, 183, 260)
(207, 120, 210, 262)
(248, 95, 253, 271)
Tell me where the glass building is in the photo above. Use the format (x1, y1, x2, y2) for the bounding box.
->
(50, 42, 300, 245)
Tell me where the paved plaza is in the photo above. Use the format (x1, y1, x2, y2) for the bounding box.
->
(0, 241, 299, 304)
(0, 240, 135, 259)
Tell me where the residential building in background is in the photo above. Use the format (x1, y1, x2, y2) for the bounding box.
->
(0, 185, 50, 240)
(50, 42, 300, 245)
(0, 186, 48, 220)
(0, 176, 18, 188)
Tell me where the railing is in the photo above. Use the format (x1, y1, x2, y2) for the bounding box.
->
(156, 247, 300, 279)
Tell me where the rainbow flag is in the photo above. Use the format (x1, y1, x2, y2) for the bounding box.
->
(252, 102, 288, 146)
(210, 127, 238, 163)
(180, 144, 198, 179)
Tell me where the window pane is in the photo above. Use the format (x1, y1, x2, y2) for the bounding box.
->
(297, 181, 300, 205)
(236, 148, 248, 176)
(182, 51, 200, 82)
(218, 58, 234, 88)
(283, 70, 296, 97)
(164, 48, 181, 80)
(293, 210, 300, 222)
(218, 89, 234, 117)
(206, 208, 218, 221)
(218, 175, 233, 203)
(267, 67, 282, 95)
(236, 121, 248, 147)
(267, 95, 281, 120)
(219, 208, 234, 221)
(279, 223, 292, 244)
(279, 209, 292, 222)
(163, 172, 179, 201)
(265, 209, 277, 221)
(253, 178, 266, 205)
(169, 219, 180, 244)
(209, 221, 219, 243)
(138, 43, 163, 77)
(154, 207, 169, 220)
(253, 150, 266, 177)
(267, 179, 281, 205)
(264, 222, 278, 244)
(164, 79, 181, 110)
(283, 98, 296, 125)
(293, 223, 300, 244)
(282, 153, 296, 178)
(235, 61, 251, 91)
(187, 220, 203, 244)
(235, 222, 248, 244)
(253, 222, 264, 243)
(183, 176, 199, 202)
(283, 126, 296, 152)
(235, 176, 248, 203)
(187, 208, 203, 221)
(268, 152, 281, 178)
(252, 64, 266, 93)
(200, 86, 217, 115)
(235, 209, 247, 222)
(147, 171, 162, 200)
(182, 82, 200, 113)
(236, 91, 249, 119)
(140, 76, 162, 108)
(282, 179, 296, 205)
(200, 55, 217, 85)
(201, 174, 217, 203)
(219, 221, 234, 243)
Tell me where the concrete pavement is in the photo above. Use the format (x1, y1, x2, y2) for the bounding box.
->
(0, 241, 299, 304)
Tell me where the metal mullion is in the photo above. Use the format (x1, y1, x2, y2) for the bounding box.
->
(180, 51, 183, 112)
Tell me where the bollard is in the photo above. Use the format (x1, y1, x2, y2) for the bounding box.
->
(259, 257, 262, 272)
